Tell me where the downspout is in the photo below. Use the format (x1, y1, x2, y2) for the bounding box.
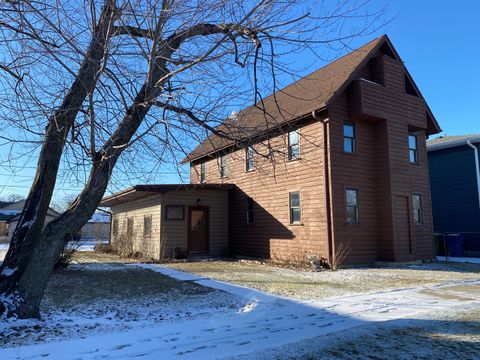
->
(312, 110, 335, 266)
(466, 140, 480, 209)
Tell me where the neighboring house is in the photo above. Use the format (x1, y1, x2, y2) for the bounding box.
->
(427, 135, 480, 256)
(102, 35, 441, 265)
(78, 212, 111, 242)
(0, 201, 14, 239)
(6, 201, 60, 240)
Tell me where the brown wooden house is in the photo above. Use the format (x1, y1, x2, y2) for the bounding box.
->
(183, 35, 441, 264)
(103, 35, 441, 265)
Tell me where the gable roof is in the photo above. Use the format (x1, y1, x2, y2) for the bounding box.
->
(0, 201, 13, 209)
(182, 34, 440, 164)
(427, 134, 480, 152)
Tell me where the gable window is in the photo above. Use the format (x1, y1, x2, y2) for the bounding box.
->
(345, 189, 359, 224)
(220, 155, 228, 178)
(343, 122, 355, 153)
(143, 215, 152, 237)
(200, 161, 206, 183)
(412, 194, 423, 224)
(246, 197, 254, 224)
(289, 192, 301, 224)
(288, 130, 300, 160)
(408, 134, 418, 164)
(112, 218, 118, 237)
(246, 146, 255, 171)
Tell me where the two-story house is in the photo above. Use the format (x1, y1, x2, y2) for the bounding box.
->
(101, 35, 441, 265)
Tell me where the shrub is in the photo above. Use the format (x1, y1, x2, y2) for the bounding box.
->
(55, 235, 81, 270)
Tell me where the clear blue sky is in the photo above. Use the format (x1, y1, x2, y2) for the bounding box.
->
(0, 0, 478, 200)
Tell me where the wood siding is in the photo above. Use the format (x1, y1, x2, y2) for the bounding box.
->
(160, 190, 229, 258)
(191, 119, 329, 261)
(328, 54, 435, 263)
(187, 52, 436, 265)
(110, 195, 162, 259)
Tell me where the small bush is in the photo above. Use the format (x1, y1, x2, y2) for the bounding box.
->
(55, 237, 81, 270)
(94, 242, 115, 254)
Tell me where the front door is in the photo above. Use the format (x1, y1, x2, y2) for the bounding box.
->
(188, 206, 208, 253)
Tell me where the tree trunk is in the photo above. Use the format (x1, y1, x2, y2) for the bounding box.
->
(0, 1, 116, 319)
(13, 161, 115, 317)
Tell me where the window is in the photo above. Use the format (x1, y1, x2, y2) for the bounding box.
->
(200, 161, 206, 183)
(343, 122, 355, 153)
(345, 189, 359, 224)
(412, 194, 423, 224)
(127, 217, 134, 239)
(246, 197, 254, 224)
(408, 134, 418, 164)
(289, 192, 301, 224)
(165, 205, 185, 220)
(288, 130, 300, 160)
(112, 218, 118, 237)
(246, 146, 254, 171)
(220, 155, 228, 178)
(143, 215, 152, 237)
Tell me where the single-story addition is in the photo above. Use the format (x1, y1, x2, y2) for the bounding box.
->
(100, 184, 231, 259)
(427, 134, 480, 256)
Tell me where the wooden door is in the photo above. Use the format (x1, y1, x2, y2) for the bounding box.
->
(395, 196, 413, 257)
(188, 206, 208, 253)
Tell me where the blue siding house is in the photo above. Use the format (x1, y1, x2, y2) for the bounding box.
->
(427, 135, 480, 256)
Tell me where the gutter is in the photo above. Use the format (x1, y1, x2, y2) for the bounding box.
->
(466, 140, 480, 209)
(312, 110, 335, 266)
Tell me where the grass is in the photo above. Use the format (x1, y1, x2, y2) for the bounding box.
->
(164, 259, 480, 300)
(0, 257, 242, 348)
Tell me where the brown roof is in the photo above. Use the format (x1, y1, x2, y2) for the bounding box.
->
(183, 35, 392, 163)
(182, 34, 441, 164)
(100, 183, 233, 207)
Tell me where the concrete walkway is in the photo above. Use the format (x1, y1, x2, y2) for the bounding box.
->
(1, 264, 480, 360)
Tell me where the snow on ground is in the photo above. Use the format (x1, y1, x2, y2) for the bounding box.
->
(0, 263, 244, 349)
(0, 240, 106, 260)
(1, 263, 479, 359)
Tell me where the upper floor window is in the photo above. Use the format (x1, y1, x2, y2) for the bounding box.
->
(345, 188, 359, 224)
(412, 194, 423, 224)
(343, 122, 355, 153)
(220, 155, 228, 178)
(143, 215, 152, 237)
(288, 130, 300, 160)
(408, 134, 418, 164)
(200, 161, 206, 183)
(246, 146, 255, 171)
(246, 197, 254, 224)
(289, 191, 301, 224)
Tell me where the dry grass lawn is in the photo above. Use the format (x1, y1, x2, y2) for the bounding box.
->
(165, 259, 480, 300)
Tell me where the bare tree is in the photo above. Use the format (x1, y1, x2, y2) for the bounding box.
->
(0, 0, 386, 318)
(0, 193, 24, 203)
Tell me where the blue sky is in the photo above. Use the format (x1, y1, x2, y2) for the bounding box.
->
(0, 0, 478, 200)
